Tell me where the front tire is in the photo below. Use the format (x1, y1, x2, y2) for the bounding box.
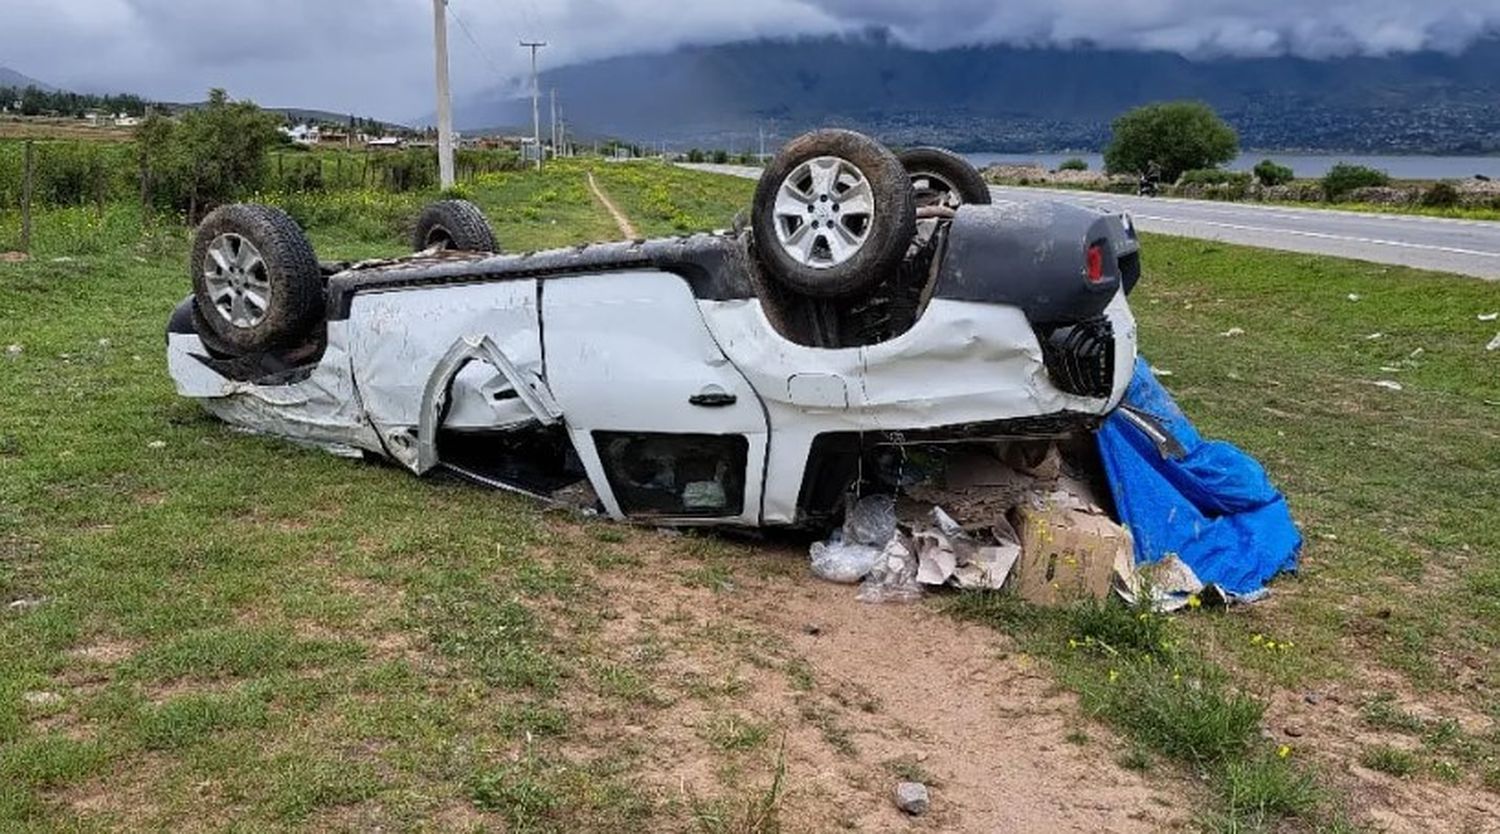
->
(752, 130, 915, 299)
(190, 204, 324, 354)
(412, 199, 499, 252)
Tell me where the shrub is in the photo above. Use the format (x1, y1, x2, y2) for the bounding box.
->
(136, 88, 283, 217)
(1058, 158, 1089, 172)
(710, 149, 729, 165)
(1178, 169, 1252, 187)
(1420, 181, 1461, 208)
(1321, 164, 1390, 201)
(1253, 159, 1294, 187)
(1104, 101, 1238, 182)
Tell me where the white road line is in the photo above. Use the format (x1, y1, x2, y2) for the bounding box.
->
(991, 186, 1500, 230)
(1132, 214, 1500, 259)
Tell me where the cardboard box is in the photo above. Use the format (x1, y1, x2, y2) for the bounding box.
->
(1010, 495, 1134, 606)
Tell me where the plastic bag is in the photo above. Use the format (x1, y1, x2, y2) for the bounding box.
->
(843, 494, 897, 547)
(807, 494, 898, 584)
(857, 532, 924, 604)
(809, 532, 884, 584)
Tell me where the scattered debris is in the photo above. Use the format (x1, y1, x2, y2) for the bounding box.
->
(856, 532, 923, 604)
(5, 344, 21, 359)
(1409, 347, 1425, 359)
(1304, 692, 1325, 706)
(51, 256, 74, 263)
(22, 691, 63, 708)
(1149, 366, 1174, 377)
(1012, 492, 1134, 606)
(1219, 327, 1245, 337)
(809, 495, 894, 584)
(1347, 293, 1362, 302)
(1364, 333, 1384, 340)
(893, 781, 931, 816)
(97, 338, 111, 349)
(1378, 366, 1404, 373)
(1488, 333, 1500, 352)
(147, 440, 167, 449)
(1367, 380, 1404, 392)
(0, 251, 28, 263)
(1479, 312, 1498, 322)
(7, 597, 45, 612)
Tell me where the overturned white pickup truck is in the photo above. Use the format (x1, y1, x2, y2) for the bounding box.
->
(167, 130, 1141, 528)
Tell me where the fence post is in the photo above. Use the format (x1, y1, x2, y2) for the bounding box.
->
(20, 140, 34, 254)
(139, 144, 151, 225)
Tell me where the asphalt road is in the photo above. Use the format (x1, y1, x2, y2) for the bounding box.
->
(679, 163, 1500, 280)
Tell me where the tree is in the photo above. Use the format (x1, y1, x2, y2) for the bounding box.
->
(1253, 159, 1294, 187)
(136, 89, 282, 218)
(1103, 101, 1238, 182)
(1058, 158, 1089, 172)
(1320, 164, 1389, 201)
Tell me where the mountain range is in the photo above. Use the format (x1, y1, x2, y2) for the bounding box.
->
(453, 34, 1500, 154)
(0, 66, 53, 91)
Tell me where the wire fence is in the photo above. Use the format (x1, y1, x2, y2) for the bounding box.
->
(0, 139, 526, 253)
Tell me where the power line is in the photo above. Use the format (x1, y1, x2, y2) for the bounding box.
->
(445, 0, 506, 78)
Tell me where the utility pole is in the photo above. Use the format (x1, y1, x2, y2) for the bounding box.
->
(758, 126, 765, 162)
(520, 40, 547, 170)
(432, 0, 455, 188)
(550, 89, 557, 158)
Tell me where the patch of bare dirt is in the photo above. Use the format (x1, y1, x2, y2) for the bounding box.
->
(561, 524, 1189, 832)
(1263, 681, 1500, 834)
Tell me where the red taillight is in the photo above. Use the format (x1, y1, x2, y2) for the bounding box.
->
(1086, 243, 1105, 283)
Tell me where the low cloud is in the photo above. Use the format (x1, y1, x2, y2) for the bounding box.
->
(3, 0, 1498, 121)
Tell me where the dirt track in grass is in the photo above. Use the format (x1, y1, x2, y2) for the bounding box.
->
(564, 521, 1188, 832)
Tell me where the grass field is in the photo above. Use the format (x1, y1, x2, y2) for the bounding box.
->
(2, 161, 1498, 831)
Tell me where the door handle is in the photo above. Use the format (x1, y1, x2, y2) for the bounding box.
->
(689, 391, 737, 407)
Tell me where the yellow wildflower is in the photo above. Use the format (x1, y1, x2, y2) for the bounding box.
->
(1277, 744, 1292, 759)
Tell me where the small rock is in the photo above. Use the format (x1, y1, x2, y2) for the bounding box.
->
(893, 781, 930, 816)
(1283, 724, 1305, 738)
(22, 691, 63, 708)
(7, 597, 44, 612)
(5, 344, 21, 358)
(1304, 692, 1324, 705)
(1347, 293, 1362, 302)
(801, 623, 822, 636)
(914, 751, 929, 762)
(97, 339, 111, 349)
(147, 440, 167, 450)
(0, 251, 29, 263)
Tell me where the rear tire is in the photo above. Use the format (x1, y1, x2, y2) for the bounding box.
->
(752, 130, 914, 299)
(190, 204, 324, 354)
(413, 199, 499, 252)
(897, 147, 991, 208)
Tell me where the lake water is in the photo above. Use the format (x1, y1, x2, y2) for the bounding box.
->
(964, 152, 1500, 180)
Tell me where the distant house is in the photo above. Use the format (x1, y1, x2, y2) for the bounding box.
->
(279, 124, 319, 146)
(365, 136, 405, 150)
(113, 114, 141, 128)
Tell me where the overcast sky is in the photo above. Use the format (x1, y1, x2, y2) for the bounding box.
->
(4, 0, 1499, 122)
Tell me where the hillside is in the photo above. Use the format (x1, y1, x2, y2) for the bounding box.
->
(0, 66, 52, 91)
(452, 35, 1500, 153)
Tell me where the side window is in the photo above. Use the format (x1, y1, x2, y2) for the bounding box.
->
(593, 432, 749, 517)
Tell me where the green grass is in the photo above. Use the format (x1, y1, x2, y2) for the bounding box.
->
(3, 162, 1497, 829)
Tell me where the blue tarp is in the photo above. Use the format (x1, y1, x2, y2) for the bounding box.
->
(1095, 358, 1301, 599)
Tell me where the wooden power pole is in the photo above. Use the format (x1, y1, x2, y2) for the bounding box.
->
(432, 0, 455, 188)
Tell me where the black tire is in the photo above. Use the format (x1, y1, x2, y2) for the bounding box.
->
(412, 199, 499, 252)
(190, 204, 324, 355)
(752, 129, 915, 299)
(897, 146, 992, 208)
